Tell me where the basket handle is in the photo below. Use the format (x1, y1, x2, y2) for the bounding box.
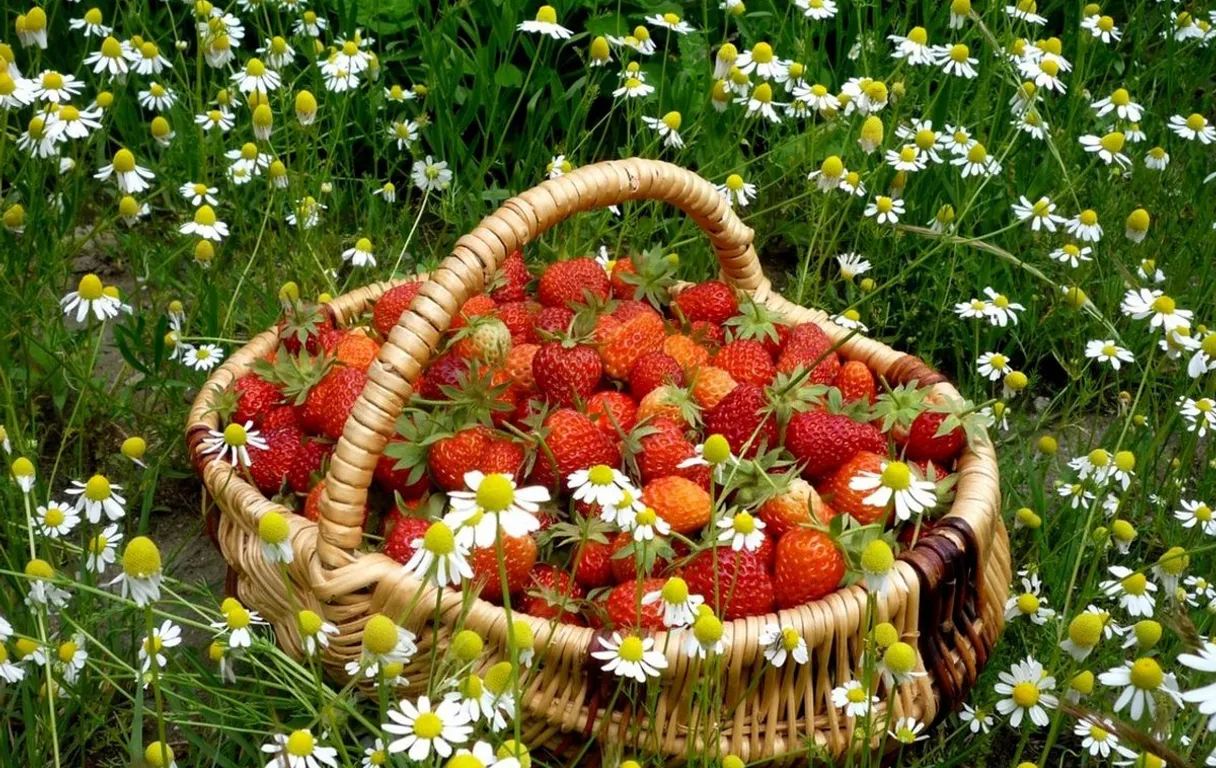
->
(314, 158, 765, 566)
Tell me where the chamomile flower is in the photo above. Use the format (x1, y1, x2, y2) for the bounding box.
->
(129, 40, 171, 75)
(1093, 89, 1143, 122)
(955, 298, 989, 320)
(890, 717, 927, 744)
(1023, 57, 1066, 92)
(136, 82, 176, 112)
(404, 522, 472, 588)
(831, 680, 878, 718)
(1004, 574, 1055, 624)
(180, 182, 219, 207)
(1120, 289, 1192, 333)
(70, 8, 112, 37)
(342, 237, 376, 268)
(344, 613, 417, 679)
(383, 696, 472, 761)
(1177, 499, 1216, 535)
(568, 464, 632, 508)
(233, 57, 280, 94)
(1048, 243, 1092, 268)
(1060, 611, 1105, 661)
(388, 119, 418, 151)
(717, 173, 756, 208)
(684, 609, 729, 659)
(977, 351, 1012, 381)
(994, 656, 1057, 727)
(960, 703, 994, 733)
(860, 539, 896, 596)
(641, 577, 703, 628)
(374, 182, 397, 203)
(24, 559, 71, 610)
(211, 602, 267, 649)
(66, 474, 125, 523)
(630, 506, 671, 542)
(1086, 340, 1134, 370)
(1180, 397, 1216, 437)
(258, 36, 296, 69)
(85, 525, 121, 574)
(446, 471, 549, 547)
(61, 274, 121, 323)
(849, 460, 936, 522)
(797, 0, 839, 20)
(84, 36, 129, 76)
(760, 624, 808, 667)
(1170, 113, 1216, 143)
(0, 646, 25, 683)
(296, 610, 338, 657)
(261, 730, 338, 768)
(793, 82, 840, 114)
(738, 82, 784, 122)
(1100, 657, 1180, 720)
(646, 12, 694, 34)
(834, 309, 868, 331)
(1076, 717, 1133, 758)
(412, 156, 452, 192)
(1137, 258, 1165, 284)
(1080, 132, 1131, 168)
(717, 511, 766, 551)
(138, 619, 181, 672)
(112, 536, 163, 606)
(889, 26, 934, 65)
(1178, 642, 1216, 730)
(1101, 566, 1157, 617)
(736, 42, 785, 80)
(1065, 209, 1104, 242)
(982, 287, 1025, 327)
(941, 124, 976, 156)
(641, 112, 684, 148)
(609, 27, 657, 56)
(1013, 195, 1065, 231)
(808, 155, 847, 190)
(886, 145, 927, 172)
(591, 632, 668, 682)
(36, 500, 79, 538)
(1013, 109, 1050, 140)
(613, 77, 654, 99)
(293, 11, 328, 37)
(180, 204, 229, 242)
(864, 196, 904, 225)
(195, 108, 234, 133)
(952, 143, 1001, 177)
(184, 343, 225, 371)
(1084, 14, 1123, 43)
(94, 148, 155, 194)
(1145, 146, 1171, 170)
(937, 43, 978, 77)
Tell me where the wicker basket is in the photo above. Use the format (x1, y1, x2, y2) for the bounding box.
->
(187, 158, 1010, 763)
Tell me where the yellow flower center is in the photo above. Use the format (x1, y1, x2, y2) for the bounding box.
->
(252, 104, 272, 127)
(662, 111, 682, 130)
(227, 605, 251, 629)
(618, 636, 645, 662)
(861, 540, 894, 574)
(258, 511, 289, 544)
(899, 146, 916, 162)
(84, 7, 103, 24)
(1151, 295, 1176, 314)
(988, 353, 1007, 369)
(636, 507, 659, 527)
(623, 77, 642, 91)
(661, 577, 689, 603)
(476, 473, 515, 512)
(731, 511, 756, 534)
(663, 12, 680, 24)
(1079, 209, 1098, 226)
(725, 173, 745, 191)
(413, 711, 443, 739)
(1129, 658, 1163, 690)
(883, 641, 916, 673)
(1198, 399, 1215, 413)
(633, 25, 650, 41)
(753, 83, 773, 104)
(423, 521, 456, 555)
(26, 558, 54, 579)
(1121, 573, 1147, 595)
(286, 730, 315, 757)
(112, 149, 136, 173)
(880, 461, 911, 490)
(44, 506, 65, 527)
(781, 627, 802, 650)
(949, 43, 970, 62)
(222, 421, 246, 446)
(123, 536, 162, 577)
(240, 142, 258, 160)
(1111, 88, 1130, 106)
(913, 129, 936, 150)
(1197, 504, 1213, 522)
(298, 609, 323, 636)
(1114, 451, 1135, 472)
(1098, 15, 1115, 31)
(100, 36, 122, 58)
(693, 613, 723, 644)
(908, 26, 928, 44)
(1069, 613, 1103, 646)
(845, 171, 861, 186)
(1012, 681, 1040, 707)
(1016, 593, 1040, 614)
(363, 614, 398, 655)
(1186, 113, 1207, 131)
(846, 686, 867, 703)
(1088, 448, 1110, 467)
(751, 42, 773, 63)
(1159, 546, 1188, 575)
(1099, 132, 1125, 152)
(246, 57, 266, 77)
(875, 196, 894, 214)
(1040, 59, 1059, 77)
(966, 143, 988, 162)
(820, 155, 844, 178)
(84, 473, 112, 500)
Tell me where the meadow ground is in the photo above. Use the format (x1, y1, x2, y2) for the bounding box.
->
(2, 0, 1216, 766)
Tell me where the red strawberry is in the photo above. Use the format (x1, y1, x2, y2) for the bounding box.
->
(712, 340, 776, 387)
(477, 438, 526, 476)
(586, 391, 639, 436)
(450, 294, 497, 330)
(683, 547, 775, 620)
(643, 476, 711, 533)
(835, 360, 876, 403)
(777, 324, 841, 384)
(262, 404, 303, 430)
(491, 249, 532, 304)
(672, 280, 738, 325)
(302, 366, 367, 440)
(535, 306, 575, 336)
(599, 310, 667, 379)
(233, 373, 283, 426)
(629, 352, 684, 400)
(604, 578, 667, 630)
(372, 282, 423, 338)
(468, 534, 538, 602)
(496, 301, 541, 345)
(691, 320, 725, 348)
(785, 410, 887, 479)
(610, 257, 637, 299)
(572, 539, 615, 588)
(531, 409, 620, 491)
(418, 353, 468, 400)
(757, 478, 815, 539)
(429, 426, 491, 492)
(635, 417, 704, 486)
(523, 564, 585, 622)
(303, 481, 325, 522)
(774, 528, 845, 609)
(905, 411, 965, 463)
(374, 445, 430, 499)
(538, 258, 611, 308)
(593, 314, 622, 343)
(607, 530, 672, 583)
(288, 437, 331, 494)
(383, 517, 432, 564)
(612, 300, 659, 324)
(279, 303, 333, 355)
(823, 451, 888, 524)
(704, 383, 777, 457)
(532, 341, 603, 407)
(247, 426, 304, 495)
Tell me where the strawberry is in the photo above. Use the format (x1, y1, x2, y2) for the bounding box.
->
(262, 404, 303, 430)
(823, 451, 887, 524)
(417, 353, 468, 400)
(496, 301, 540, 345)
(468, 534, 538, 602)
(629, 352, 684, 400)
(599, 310, 666, 379)
(476, 438, 525, 476)
(609, 257, 637, 299)
(288, 437, 331, 494)
(690, 320, 725, 348)
(532, 341, 603, 407)
(604, 578, 667, 630)
(491, 249, 532, 304)
(904, 411, 965, 463)
(233, 373, 283, 426)
(523, 564, 585, 622)
(503, 344, 540, 393)
(572, 539, 615, 588)
(835, 360, 876, 403)
(537, 258, 610, 308)
(712, 340, 776, 386)
(683, 548, 775, 620)
(247, 426, 304, 495)
(636, 385, 695, 426)
(642, 476, 711, 533)
(374, 445, 430, 499)
(372, 282, 423, 338)
(586, 390, 638, 436)
(429, 426, 491, 492)
(279, 303, 333, 355)
(672, 280, 738, 325)
(333, 332, 380, 371)
(531, 409, 620, 491)
(302, 366, 367, 440)
(453, 316, 512, 366)
(785, 410, 887, 479)
(535, 306, 576, 337)
(593, 314, 622, 343)
(303, 481, 325, 522)
(703, 383, 777, 457)
(757, 477, 815, 539)
(383, 517, 432, 564)
(689, 366, 737, 411)
(612, 300, 659, 324)
(662, 334, 710, 373)
(773, 528, 845, 609)
(635, 417, 704, 486)
(450, 294, 497, 330)
(777, 323, 840, 384)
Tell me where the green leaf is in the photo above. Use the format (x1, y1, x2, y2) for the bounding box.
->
(494, 62, 523, 88)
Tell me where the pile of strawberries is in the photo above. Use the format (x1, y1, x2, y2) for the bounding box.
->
(221, 249, 967, 630)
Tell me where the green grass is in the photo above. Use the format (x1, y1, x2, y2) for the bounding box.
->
(2, 0, 1216, 765)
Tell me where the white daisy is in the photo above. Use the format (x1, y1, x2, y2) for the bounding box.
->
(568, 464, 633, 509)
(1086, 340, 1134, 370)
(641, 577, 704, 628)
(1120, 288, 1192, 334)
(139, 620, 182, 672)
(1100, 657, 1179, 720)
(36, 500, 79, 538)
(760, 624, 808, 667)
(403, 522, 472, 588)
(383, 696, 472, 761)
(591, 632, 668, 682)
(1170, 113, 1216, 143)
(1048, 243, 1092, 268)
(849, 460, 937, 522)
(260, 730, 338, 768)
(994, 655, 1057, 727)
(183, 344, 226, 372)
(716, 511, 766, 551)
(445, 471, 549, 547)
(1101, 566, 1157, 617)
(1012, 195, 1066, 232)
(85, 525, 122, 574)
(412, 156, 453, 193)
(65, 474, 125, 523)
(831, 680, 878, 718)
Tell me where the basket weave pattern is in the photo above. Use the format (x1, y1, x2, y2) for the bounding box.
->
(187, 158, 1010, 761)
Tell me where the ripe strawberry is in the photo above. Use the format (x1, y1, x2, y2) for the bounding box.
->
(453, 317, 512, 366)
(712, 340, 776, 386)
(535, 306, 575, 336)
(262, 404, 303, 430)
(503, 343, 540, 393)
(531, 409, 620, 490)
(683, 548, 775, 620)
(572, 539, 615, 588)
(599, 310, 666, 379)
(496, 301, 540, 345)
(532, 341, 602, 407)
(690, 320, 725, 348)
(824, 451, 887, 524)
(629, 352, 684, 400)
(491, 249, 532, 304)
(604, 578, 667, 630)
(279, 303, 333, 354)
(636, 385, 693, 426)
(333, 332, 380, 371)
(662, 334, 710, 373)
(523, 564, 586, 622)
(689, 366, 737, 411)
(672, 280, 738, 325)
(835, 360, 876, 403)
(302, 366, 367, 440)
(774, 528, 845, 609)
(593, 314, 622, 343)
(372, 282, 423, 338)
(586, 390, 638, 436)
(704, 383, 777, 457)
(635, 418, 703, 486)
(468, 534, 538, 602)
(383, 517, 432, 564)
(757, 478, 815, 539)
(247, 426, 304, 495)
(417, 353, 468, 400)
(905, 411, 965, 463)
(303, 481, 325, 522)
(785, 410, 887, 479)
(477, 438, 525, 476)
(777, 323, 841, 384)
(450, 294, 497, 330)
(429, 426, 491, 492)
(612, 300, 659, 324)
(643, 476, 711, 533)
(537, 258, 610, 308)
(374, 445, 430, 499)
(288, 437, 331, 493)
(604, 256, 633, 299)
(233, 373, 283, 426)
